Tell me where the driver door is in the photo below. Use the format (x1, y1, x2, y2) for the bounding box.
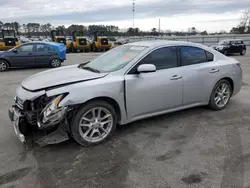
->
(124, 46, 183, 120)
(228, 41, 237, 53)
(10, 44, 35, 67)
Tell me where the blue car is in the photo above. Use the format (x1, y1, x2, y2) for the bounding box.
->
(0, 41, 66, 71)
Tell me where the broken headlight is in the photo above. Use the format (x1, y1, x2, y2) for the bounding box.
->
(38, 94, 68, 128)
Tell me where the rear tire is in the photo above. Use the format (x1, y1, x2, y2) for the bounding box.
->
(50, 58, 61, 68)
(240, 49, 246, 55)
(0, 60, 9, 72)
(209, 79, 232, 110)
(70, 100, 117, 146)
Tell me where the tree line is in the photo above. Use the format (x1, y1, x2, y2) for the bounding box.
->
(230, 9, 250, 34)
(0, 9, 249, 37)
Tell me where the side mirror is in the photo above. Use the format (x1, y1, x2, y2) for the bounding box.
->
(12, 49, 18, 53)
(137, 64, 156, 73)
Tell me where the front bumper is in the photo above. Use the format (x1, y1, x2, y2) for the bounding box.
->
(8, 105, 69, 147)
(8, 107, 26, 143)
(0, 46, 16, 51)
(213, 47, 225, 53)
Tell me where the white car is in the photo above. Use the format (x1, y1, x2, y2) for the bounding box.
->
(9, 40, 242, 147)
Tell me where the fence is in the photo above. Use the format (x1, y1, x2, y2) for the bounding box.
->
(127, 34, 250, 46)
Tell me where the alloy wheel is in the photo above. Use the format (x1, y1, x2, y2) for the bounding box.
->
(78, 107, 113, 143)
(0, 62, 7, 71)
(214, 83, 230, 108)
(241, 49, 246, 55)
(51, 59, 61, 68)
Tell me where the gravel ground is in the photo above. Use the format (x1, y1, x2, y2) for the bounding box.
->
(0, 50, 250, 188)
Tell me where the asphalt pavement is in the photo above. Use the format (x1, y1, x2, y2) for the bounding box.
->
(0, 51, 250, 188)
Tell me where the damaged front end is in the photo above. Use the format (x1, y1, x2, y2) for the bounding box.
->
(8, 93, 71, 147)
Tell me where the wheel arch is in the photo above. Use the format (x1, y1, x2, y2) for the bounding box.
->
(69, 96, 122, 123)
(0, 58, 11, 67)
(207, 76, 235, 104)
(220, 77, 234, 95)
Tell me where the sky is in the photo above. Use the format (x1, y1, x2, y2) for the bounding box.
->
(0, 0, 248, 32)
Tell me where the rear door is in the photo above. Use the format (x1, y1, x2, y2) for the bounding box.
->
(178, 46, 219, 105)
(9, 44, 35, 67)
(33, 43, 53, 66)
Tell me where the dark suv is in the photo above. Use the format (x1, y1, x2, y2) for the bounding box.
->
(212, 39, 246, 56)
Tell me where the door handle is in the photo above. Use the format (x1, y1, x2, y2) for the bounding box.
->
(170, 75, 182, 80)
(210, 68, 219, 73)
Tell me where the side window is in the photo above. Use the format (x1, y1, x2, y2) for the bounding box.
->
(47, 45, 57, 52)
(36, 44, 47, 52)
(140, 46, 178, 70)
(230, 41, 236, 45)
(180, 46, 207, 66)
(205, 51, 214, 62)
(18, 44, 34, 52)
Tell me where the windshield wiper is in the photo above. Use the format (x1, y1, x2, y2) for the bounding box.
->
(81, 66, 100, 73)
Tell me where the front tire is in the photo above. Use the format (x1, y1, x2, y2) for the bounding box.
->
(71, 100, 117, 146)
(209, 79, 232, 110)
(50, 58, 61, 68)
(240, 49, 246, 55)
(223, 50, 228, 56)
(0, 60, 9, 72)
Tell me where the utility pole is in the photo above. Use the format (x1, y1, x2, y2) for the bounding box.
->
(159, 18, 161, 34)
(132, 0, 135, 28)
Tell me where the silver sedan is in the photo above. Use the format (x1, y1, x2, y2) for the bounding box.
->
(9, 40, 242, 146)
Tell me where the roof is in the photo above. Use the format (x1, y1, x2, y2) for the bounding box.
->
(220, 39, 243, 41)
(21, 41, 48, 44)
(125, 40, 207, 48)
(19, 41, 65, 47)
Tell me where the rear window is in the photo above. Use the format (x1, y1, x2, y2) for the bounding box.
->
(180, 46, 207, 66)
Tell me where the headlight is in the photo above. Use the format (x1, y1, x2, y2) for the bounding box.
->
(217, 46, 224, 50)
(43, 95, 63, 118)
(38, 94, 68, 128)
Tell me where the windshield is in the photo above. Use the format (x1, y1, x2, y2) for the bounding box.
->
(218, 40, 230, 45)
(81, 45, 147, 72)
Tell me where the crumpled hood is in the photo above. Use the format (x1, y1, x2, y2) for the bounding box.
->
(21, 65, 108, 91)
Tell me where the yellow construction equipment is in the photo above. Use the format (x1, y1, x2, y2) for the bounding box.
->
(70, 31, 91, 53)
(90, 31, 112, 52)
(51, 30, 71, 53)
(0, 29, 21, 51)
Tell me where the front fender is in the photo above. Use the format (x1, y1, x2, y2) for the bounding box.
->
(45, 76, 127, 123)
